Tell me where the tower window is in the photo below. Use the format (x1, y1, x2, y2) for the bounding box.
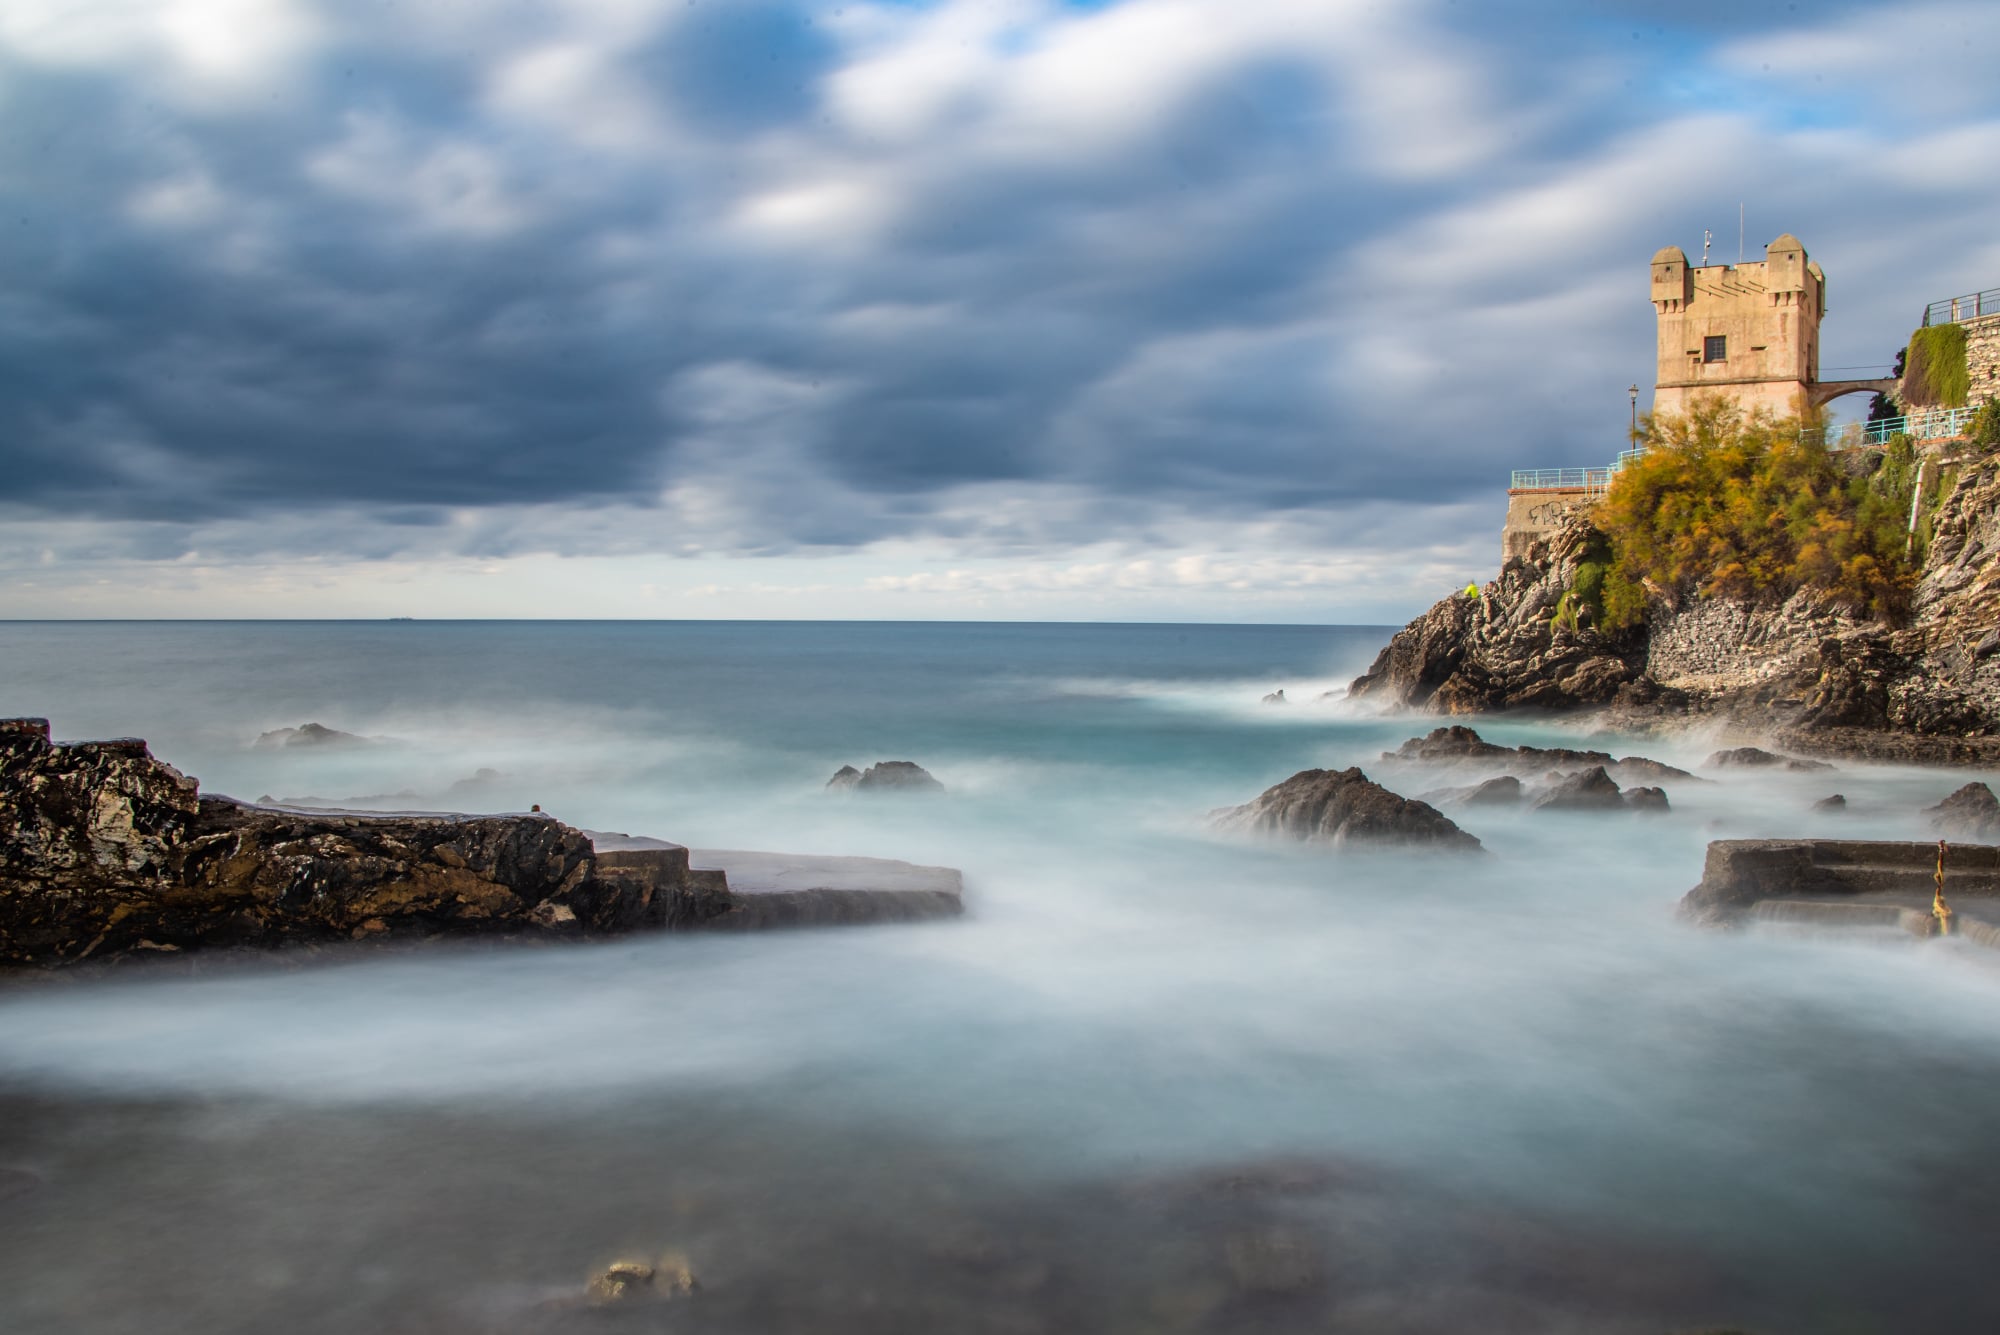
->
(1703, 335, 1727, 363)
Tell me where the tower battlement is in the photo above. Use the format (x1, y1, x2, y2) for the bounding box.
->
(1649, 234, 1825, 418)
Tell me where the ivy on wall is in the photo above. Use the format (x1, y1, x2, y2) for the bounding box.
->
(1904, 323, 1970, 407)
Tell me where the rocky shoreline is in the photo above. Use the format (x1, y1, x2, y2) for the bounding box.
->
(0, 718, 961, 970)
(1346, 445, 2000, 765)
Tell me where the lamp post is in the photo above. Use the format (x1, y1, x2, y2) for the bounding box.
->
(1628, 384, 1639, 441)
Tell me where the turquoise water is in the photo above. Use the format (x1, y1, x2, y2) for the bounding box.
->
(1, 620, 1997, 1333)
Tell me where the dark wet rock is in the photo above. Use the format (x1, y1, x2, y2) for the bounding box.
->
(1532, 766, 1625, 812)
(1623, 785, 1670, 814)
(828, 761, 945, 794)
(1927, 783, 2000, 841)
(1703, 746, 1834, 772)
(1681, 838, 2000, 925)
(1465, 775, 1524, 805)
(253, 722, 368, 750)
(1813, 794, 1848, 813)
(1977, 628, 2000, 661)
(2, 719, 963, 967)
(1212, 768, 1482, 851)
(1260, 689, 1287, 705)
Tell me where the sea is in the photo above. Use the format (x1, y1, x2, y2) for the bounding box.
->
(1, 619, 1997, 1334)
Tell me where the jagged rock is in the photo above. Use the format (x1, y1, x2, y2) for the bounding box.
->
(1212, 768, 1482, 851)
(254, 722, 368, 749)
(1261, 689, 1287, 705)
(827, 761, 945, 794)
(1623, 785, 1670, 813)
(1926, 783, 2000, 840)
(1466, 775, 1524, 805)
(1703, 746, 1836, 772)
(1813, 794, 1848, 813)
(1348, 519, 1643, 714)
(1532, 766, 1625, 812)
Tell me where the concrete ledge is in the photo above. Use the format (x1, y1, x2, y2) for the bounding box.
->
(1684, 839, 2000, 924)
(688, 849, 965, 931)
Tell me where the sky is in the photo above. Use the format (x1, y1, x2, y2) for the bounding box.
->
(2, 0, 1997, 622)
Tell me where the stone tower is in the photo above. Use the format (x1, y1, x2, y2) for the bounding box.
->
(1649, 233, 1826, 419)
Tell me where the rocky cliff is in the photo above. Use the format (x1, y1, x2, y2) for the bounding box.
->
(1350, 447, 2000, 762)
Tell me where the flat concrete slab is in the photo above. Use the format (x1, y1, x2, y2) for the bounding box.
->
(685, 849, 965, 929)
(687, 849, 962, 897)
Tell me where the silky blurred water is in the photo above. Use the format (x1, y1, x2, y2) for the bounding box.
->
(1, 620, 1997, 1334)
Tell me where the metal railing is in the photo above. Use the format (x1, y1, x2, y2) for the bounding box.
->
(1509, 467, 1615, 494)
(1861, 405, 1983, 445)
(1924, 288, 2000, 326)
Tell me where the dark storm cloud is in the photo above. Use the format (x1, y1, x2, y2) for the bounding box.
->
(0, 0, 1994, 558)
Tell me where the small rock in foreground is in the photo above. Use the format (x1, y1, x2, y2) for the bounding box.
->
(585, 1252, 699, 1308)
(1813, 794, 1847, 813)
(1212, 768, 1482, 851)
(1261, 689, 1287, 705)
(1927, 782, 2000, 841)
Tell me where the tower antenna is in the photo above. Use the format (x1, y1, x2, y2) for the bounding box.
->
(1702, 229, 1712, 266)
(1739, 203, 1744, 264)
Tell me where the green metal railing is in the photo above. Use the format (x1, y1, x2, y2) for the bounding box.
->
(1923, 288, 2000, 326)
(1861, 405, 1981, 445)
(1509, 467, 1615, 493)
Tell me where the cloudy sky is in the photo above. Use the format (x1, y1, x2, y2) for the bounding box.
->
(2, 0, 1996, 620)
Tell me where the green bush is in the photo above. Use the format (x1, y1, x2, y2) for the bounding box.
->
(1968, 397, 2000, 449)
(1593, 395, 1917, 628)
(1904, 324, 1970, 407)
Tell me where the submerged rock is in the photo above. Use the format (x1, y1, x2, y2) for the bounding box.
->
(1212, 768, 1482, 851)
(1926, 783, 2000, 840)
(1261, 689, 1288, 705)
(1382, 726, 1694, 786)
(1622, 785, 1670, 814)
(827, 761, 945, 794)
(1466, 775, 1525, 806)
(1813, 794, 1848, 813)
(253, 722, 369, 750)
(1703, 746, 1834, 773)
